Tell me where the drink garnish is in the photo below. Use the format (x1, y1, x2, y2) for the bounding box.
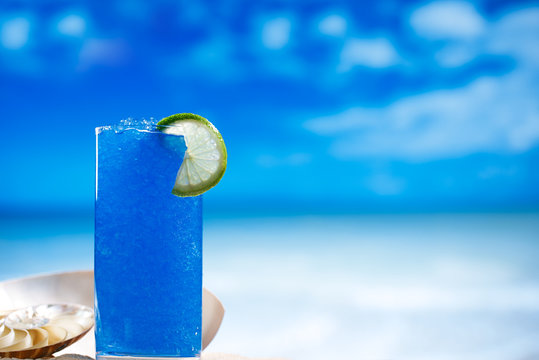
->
(157, 113, 227, 197)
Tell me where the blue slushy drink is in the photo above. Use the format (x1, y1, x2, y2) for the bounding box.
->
(95, 121, 202, 359)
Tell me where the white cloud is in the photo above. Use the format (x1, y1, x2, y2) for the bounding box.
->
(318, 14, 347, 37)
(435, 43, 477, 67)
(338, 37, 400, 71)
(410, 1, 485, 39)
(431, 6, 539, 68)
(1, 17, 30, 50)
(486, 8, 539, 65)
(305, 71, 538, 161)
(78, 39, 128, 70)
(261, 17, 291, 50)
(304, 107, 378, 134)
(57, 14, 86, 37)
(507, 112, 539, 151)
(305, 7, 539, 161)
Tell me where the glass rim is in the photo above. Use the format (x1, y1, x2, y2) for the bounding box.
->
(95, 123, 180, 135)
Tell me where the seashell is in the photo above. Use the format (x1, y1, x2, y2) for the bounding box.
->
(0, 304, 93, 358)
(0, 271, 225, 358)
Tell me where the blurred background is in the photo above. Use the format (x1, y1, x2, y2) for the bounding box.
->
(1, 0, 538, 359)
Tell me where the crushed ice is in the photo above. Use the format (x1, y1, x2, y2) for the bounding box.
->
(115, 118, 157, 133)
(97, 118, 158, 134)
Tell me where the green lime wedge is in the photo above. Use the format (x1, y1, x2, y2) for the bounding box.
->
(157, 113, 227, 197)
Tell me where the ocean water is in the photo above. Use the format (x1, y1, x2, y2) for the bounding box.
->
(1, 213, 539, 360)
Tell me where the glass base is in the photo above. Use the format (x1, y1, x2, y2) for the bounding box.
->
(97, 355, 200, 360)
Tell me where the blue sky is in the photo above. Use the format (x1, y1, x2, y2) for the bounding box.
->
(1, 0, 538, 214)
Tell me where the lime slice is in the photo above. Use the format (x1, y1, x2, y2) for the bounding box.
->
(157, 113, 227, 197)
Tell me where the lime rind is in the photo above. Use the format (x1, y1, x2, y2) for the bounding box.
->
(157, 113, 227, 197)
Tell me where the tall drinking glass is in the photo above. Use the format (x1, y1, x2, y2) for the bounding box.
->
(95, 123, 202, 360)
